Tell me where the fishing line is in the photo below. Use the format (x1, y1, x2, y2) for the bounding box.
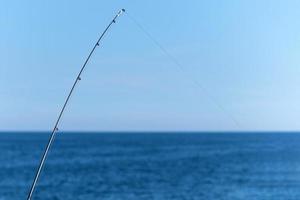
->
(125, 12, 241, 128)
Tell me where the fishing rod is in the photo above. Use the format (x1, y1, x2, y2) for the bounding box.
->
(26, 9, 125, 200)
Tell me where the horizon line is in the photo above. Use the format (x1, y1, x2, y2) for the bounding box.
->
(1, 130, 300, 133)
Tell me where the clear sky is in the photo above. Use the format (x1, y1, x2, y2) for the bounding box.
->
(1, 0, 300, 131)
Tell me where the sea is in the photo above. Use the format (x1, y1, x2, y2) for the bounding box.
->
(1, 132, 300, 200)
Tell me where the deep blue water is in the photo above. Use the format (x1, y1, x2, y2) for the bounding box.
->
(1, 132, 300, 200)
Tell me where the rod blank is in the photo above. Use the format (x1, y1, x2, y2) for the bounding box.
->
(26, 9, 125, 200)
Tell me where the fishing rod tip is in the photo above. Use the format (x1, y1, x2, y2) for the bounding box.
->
(116, 9, 125, 17)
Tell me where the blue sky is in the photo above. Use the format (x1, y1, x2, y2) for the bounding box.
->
(1, 0, 300, 131)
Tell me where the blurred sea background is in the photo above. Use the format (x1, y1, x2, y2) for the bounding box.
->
(1, 132, 300, 200)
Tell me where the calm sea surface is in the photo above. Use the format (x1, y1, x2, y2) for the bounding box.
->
(1, 132, 300, 200)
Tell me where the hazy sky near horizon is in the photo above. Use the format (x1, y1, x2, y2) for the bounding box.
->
(1, 0, 300, 131)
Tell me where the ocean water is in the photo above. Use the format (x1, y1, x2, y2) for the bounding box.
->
(1, 132, 300, 200)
